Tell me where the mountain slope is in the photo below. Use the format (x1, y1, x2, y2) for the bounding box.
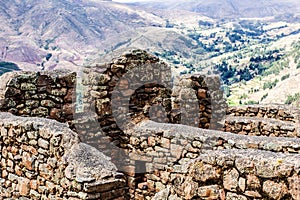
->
(0, 0, 165, 70)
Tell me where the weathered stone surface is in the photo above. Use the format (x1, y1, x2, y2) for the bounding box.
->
(191, 162, 220, 183)
(223, 168, 239, 192)
(18, 177, 30, 196)
(288, 175, 300, 200)
(0, 112, 126, 199)
(197, 185, 220, 199)
(263, 180, 288, 199)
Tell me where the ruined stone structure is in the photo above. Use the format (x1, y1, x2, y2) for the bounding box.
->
(0, 112, 126, 199)
(0, 49, 300, 199)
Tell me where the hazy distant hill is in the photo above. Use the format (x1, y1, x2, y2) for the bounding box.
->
(132, 0, 300, 19)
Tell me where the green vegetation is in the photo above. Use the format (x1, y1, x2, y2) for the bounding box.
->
(244, 100, 259, 105)
(0, 62, 20, 76)
(263, 79, 279, 90)
(281, 74, 290, 81)
(285, 93, 300, 105)
(261, 93, 268, 101)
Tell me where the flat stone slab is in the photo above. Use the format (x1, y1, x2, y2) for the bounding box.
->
(131, 120, 300, 154)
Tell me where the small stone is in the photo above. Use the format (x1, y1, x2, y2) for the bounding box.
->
(148, 136, 156, 147)
(238, 177, 246, 192)
(152, 187, 170, 200)
(198, 185, 219, 198)
(170, 144, 183, 160)
(160, 138, 170, 149)
(246, 174, 261, 190)
(18, 177, 30, 196)
(22, 152, 34, 171)
(39, 164, 53, 180)
(155, 181, 166, 192)
(51, 88, 67, 96)
(191, 162, 220, 182)
(30, 180, 38, 190)
(27, 131, 38, 140)
(45, 181, 56, 193)
(198, 89, 207, 99)
(64, 89, 75, 103)
(38, 138, 49, 149)
(288, 175, 300, 200)
(138, 182, 148, 190)
(30, 189, 40, 199)
(20, 83, 36, 91)
(39, 129, 52, 139)
(245, 190, 262, 198)
(50, 108, 61, 120)
(15, 165, 23, 176)
(226, 192, 247, 200)
(41, 100, 56, 107)
(223, 168, 239, 192)
(263, 180, 288, 199)
(62, 103, 75, 117)
(25, 100, 39, 108)
(31, 107, 49, 117)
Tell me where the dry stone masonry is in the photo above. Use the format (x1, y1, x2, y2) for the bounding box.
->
(224, 105, 300, 138)
(0, 49, 300, 199)
(0, 112, 126, 200)
(126, 120, 300, 199)
(0, 70, 76, 123)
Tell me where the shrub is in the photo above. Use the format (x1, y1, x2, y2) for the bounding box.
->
(281, 74, 290, 81)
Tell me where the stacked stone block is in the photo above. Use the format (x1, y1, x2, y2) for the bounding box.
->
(171, 74, 227, 130)
(223, 105, 300, 138)
(226, 105, 300, 123)
(224, 116, 300, 138)
(0, 112, 127, 199)
(126, 120, 300, 199)
(0, 70, 76, 123)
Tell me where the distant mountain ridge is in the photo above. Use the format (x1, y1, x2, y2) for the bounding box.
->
(132, 0, 300, 19)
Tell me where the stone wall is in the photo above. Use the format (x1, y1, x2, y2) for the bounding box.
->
(226, 105, 300, 123)
(0, 50, 226, 146)
(0, 112, 127, 200)
(0, 50, 228, 199)
(77, 50, 226, 153)
(126, 120, 300, 199)
(223, 105, 300, 138)
(224, 116, 300, 138)
(0, 70, 76, 123)
(153, 149, 300, 200)
(171, 74, 227, 130)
